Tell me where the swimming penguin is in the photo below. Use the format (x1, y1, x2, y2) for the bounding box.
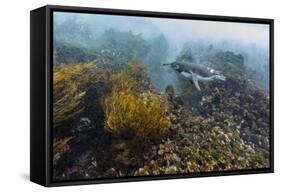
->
(163, 61, 226, 91)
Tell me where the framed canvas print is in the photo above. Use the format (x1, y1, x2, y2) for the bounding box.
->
(30, 5, 274, 187)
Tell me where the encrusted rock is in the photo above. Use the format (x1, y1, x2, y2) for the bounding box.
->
(165, 166, 178, 174)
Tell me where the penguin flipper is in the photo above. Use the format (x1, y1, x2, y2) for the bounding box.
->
(191, 73, 201, 91)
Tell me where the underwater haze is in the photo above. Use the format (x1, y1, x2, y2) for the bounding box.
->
(52, 11, 270, 181)
(54, 12, 269, 90)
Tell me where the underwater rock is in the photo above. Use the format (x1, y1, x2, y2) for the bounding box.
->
(235, 92, 240, 97)
(174, 96, 184, 106)
(243, 134, 269, 149)
(74, 117, 94, 141)
(158, 144, 165, 155)
(172, 153, 181, 162)
(213, 51, 244, 67)
(165, 166, 178, 174)
(115, 149, 131, 166)
(158, 149, 164, 156)
(112, 142, 126, 151)
(104, 168, 117, 177)
(91, 159, 98, 168)
(66, 166, 80, 176)
(165, 85, 175, 100)
(135, 166, 150, 176)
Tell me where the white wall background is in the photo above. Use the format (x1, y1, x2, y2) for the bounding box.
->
(0, 0, 279, 191)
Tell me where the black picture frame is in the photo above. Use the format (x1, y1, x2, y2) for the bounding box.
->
(30, 4, 274, 187)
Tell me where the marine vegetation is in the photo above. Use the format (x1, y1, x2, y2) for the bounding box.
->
(104, 62, 171, 144)
(53, 63, 96, 127)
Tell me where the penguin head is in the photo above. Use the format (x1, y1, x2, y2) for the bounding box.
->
(171, 62, 183, 72)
